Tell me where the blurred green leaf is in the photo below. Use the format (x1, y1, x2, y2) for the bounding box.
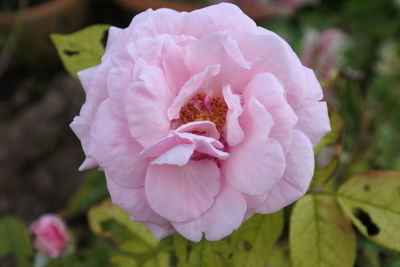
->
(312, 105, 344, 186)
(177, 212, 283, 267)
(88, 200, 169, 266)
(51, 24, 109, 79)
(230, 211, 284, 267)
(290, 194, 356, 267)
(0, 216, 32, 267)
(337, 171, 400, 251)
(61, 170, 108, 219)
(265, 242, 290, 267)
(173, 234, 189, 267)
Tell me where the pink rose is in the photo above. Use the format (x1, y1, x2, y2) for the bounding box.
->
(30, 214, 70, 258)
(71, 3, 330, 241)
(301, 28, 349, 82)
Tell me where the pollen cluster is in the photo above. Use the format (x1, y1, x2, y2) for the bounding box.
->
(179, 94, 228, 133)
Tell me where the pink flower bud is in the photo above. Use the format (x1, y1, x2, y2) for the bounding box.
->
(30, 214, 70, 258)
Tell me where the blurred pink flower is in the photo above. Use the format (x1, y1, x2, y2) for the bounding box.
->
(30, 214, 69, 258)
(71, 3, 330, 241)
(301, 28, 349, 82)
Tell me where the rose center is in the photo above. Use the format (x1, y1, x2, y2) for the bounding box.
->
(179, 94, 228, 134)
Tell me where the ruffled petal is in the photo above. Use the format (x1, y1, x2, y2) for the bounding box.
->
(224, 98, 286, 195)
(223, 85, 244, 146)
(145, 160, 220, 222)
(172, 181, 246, 242)
(234, 30, 306, 107)
(185, 32, 252, 89)
(243, 73, 298, 152)
(143, 222, 176, 239)
(177, 2, 257, 38)
(256, 130, 314, 213)
(167, 64, 221, 120)
(89, 99, 147, 188)
(106, 178, 168, 225)
(304, 67, 323, 101)
(295, 101, 330, 146)
(124, 65, 174, 147)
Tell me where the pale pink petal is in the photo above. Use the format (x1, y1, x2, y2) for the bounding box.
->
(295, 101, 330, 146)
(79, 59, 112, 122)
(139, 131, 227, 161)
(124, 65, 174, 147)
(78, 158, 97, 171)
(107, 50, 133, 119)
(222, 85, 244, 146)
(89, 99, 147, 188)
(185, 32, 252, 89)
(151, 144, 196, 166)
(172, 181, 246, 242)
(104, 26, 122, 55)
(256, 130, 314, 213)
(106, 178, 168, 225)
(77, 66, 96, 90)
(162, 38, 190, 93)
(70, 116, 92, 157)
(234, 30, 306, 107)
(167, 64, 220, 120)
(145, 161, 220, 222)
(175, 121, 220, 140)
(177, 2, 257, 38)
(143, 222, 175, 239)
(304, 67, 323, 101)
(224, 98, 286, 195)
(243, 193, 268, 212)
(243, 73, 298, 152)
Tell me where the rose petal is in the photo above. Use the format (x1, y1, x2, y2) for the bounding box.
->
(145, 160, 220, 222)
(177, 2, 257, 38)
(234, 29, 306, 107)
(304, 66, 323, 101)
(185, 32, 252, 89)
(172, 180, 246, 242)
(243, 72, 298, 152)
(143, 222, 176, 239)
(295, 101, 330, 146)
(106, 178, 168, 225)
(124, 65, 174, 147)
(256, 130, 314, 213)
(222, 85, 244, 146)
(167, 64, 221, 120)
(89, 99, 147, 188)
(224, 98, 286, 195)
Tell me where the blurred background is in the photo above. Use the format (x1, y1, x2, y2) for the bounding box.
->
(0, 0, 399, 265)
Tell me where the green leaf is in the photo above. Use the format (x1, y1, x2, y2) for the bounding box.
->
(312, 105, 344, 186)
(173, 234, 189, 267)
(290, 194, 356, 267)
(175, 212, 283, 267)
(230, 211, 284, 267)
(0, 216, 32, 267)
(51, 24, 110, 79)
(337, 171, 400, 251)
(88, 200, 169, 266)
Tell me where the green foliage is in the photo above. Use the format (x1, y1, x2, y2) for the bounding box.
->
(230, 211, 284, 266)
(337, 171, 400, 251)
(0, 216, 32, 267)
(290, 194, 356, 267)
(51, 25, 109, 79)
(88, 199, 170, 266)
(174, 211, 284, 267)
